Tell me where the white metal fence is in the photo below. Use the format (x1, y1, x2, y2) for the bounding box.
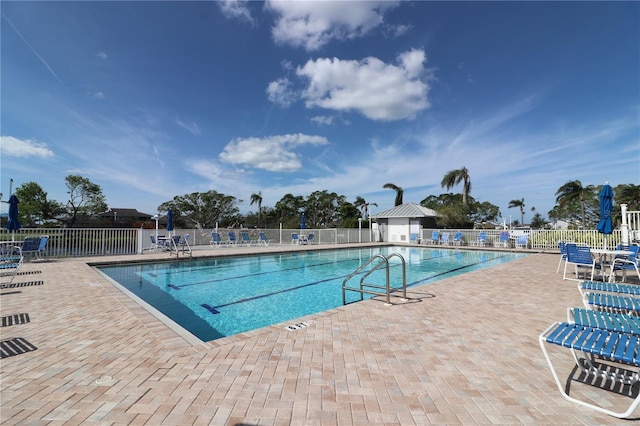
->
(3, 212, 638, 258)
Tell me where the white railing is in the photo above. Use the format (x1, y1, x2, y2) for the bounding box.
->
(3, 220, 638, 259)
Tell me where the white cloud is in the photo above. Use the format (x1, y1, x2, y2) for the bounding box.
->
(218, 0, 254, 23)
(219, 133, 329, 172)
(310, 115, 334, 126)
(265, 0, 398, 51)
(0, 136, 54, 158)
(297, 49, 432, 121)
(174, 117, 201, 135)
(266, 78, 297, 107)
(96, 52, 108, 60)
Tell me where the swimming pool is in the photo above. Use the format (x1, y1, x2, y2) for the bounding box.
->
(97, 246, 526, 342)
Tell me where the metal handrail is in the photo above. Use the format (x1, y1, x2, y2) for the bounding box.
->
(342, 253, 407, 306)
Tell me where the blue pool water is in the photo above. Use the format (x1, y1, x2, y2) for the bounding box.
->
(97, 246, 526, 342)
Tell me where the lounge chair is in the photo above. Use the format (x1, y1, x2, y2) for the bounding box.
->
(494, 231, 510, 248)
(0, 246, 23, 284)
(210, 232, 224, 247)
(291, 233, 300, 245)
(258, 232, 270, 246)
(149, 235, 160, 251)
(452, 232, 463, 245)
(227, 231, 238, 245)
(240, 231, 254, 246)
(539, 321, 640, 418)
(306, 233, 315, 244)
(430, 231, 440, 245)
(410, 233, 419, 244)
(568, 307, 640, 335)
(473, 231, 487, 246)
(578, 280, 640, 298)
(609, 245, 640, 283)
(583, 291, 640, 314)
(440, 232, 450, 245)
(563, 243, 600, 281)
(515, 235, 528, 249)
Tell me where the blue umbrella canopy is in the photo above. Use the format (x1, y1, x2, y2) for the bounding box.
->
(596, 184, 614, 235)
(5, 194, 21, 231)
(301, 212, 306, 230)
(166, 210, 174, 232)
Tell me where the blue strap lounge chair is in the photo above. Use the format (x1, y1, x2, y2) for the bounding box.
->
(539, 321, 640, 418)
(0, 247, 23, 285)
(568, 307, 640, 336)
(494, 231, 510, 248)
(410, 233, 419, 244)
(37, 236, 49, 259)
(430, 231, 440, 245)
(306, 233, 315, 244)
(240, 231, 254, 246)
(473, 231, 487, 246)
(583, 292, 640, 314)
(563, 243, 600, 281)
(556, 241, 569, 274)
(291, 233, 300, 245)
(20, 237, 41, 260)
(515, 235, 528, 249)
(227, 231, 238, 245)
(258, 232, 270, 246)
(440, 232, 450, 245)
(210, 232, 224, 247)
(452, 232, 463, 245)
(578, 281, 640, 298)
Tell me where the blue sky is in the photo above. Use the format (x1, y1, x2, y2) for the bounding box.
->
(1, 1, 638, 223)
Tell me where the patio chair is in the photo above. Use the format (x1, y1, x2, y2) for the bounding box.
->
(494, 231, 510, 248)
(563, 243, 600, 281)
(20, 237, 41, 260)
(257, 232, 270, 246)
(410, 233, 419, 244)
(0, 246, 23, 285)
(430, 231, 440, 245)
(306, 233, 315, 244)
(452, 232, 463, 245)
(539, 321, 640, 418)
(440, 232, 450, 245)
(556, 241, 569, 274)
(291, 233, 300, 245)
(37, 236, 49, 259)
(609, 245, 640, 283)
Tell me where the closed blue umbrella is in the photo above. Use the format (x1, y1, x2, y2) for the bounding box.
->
(596, 183, 613, 248)
(301, 212, 306, 230)
(166, 210, 174, 234)
(5, 194, 21, 234)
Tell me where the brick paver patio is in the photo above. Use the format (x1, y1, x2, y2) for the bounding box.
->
(1, 243, 637, 424)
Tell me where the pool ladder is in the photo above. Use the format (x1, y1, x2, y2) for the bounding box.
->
(342, 253, 407, 306)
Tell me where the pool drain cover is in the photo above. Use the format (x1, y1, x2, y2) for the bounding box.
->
(284, 321, 313, 331)
(94, 375, 113, 385)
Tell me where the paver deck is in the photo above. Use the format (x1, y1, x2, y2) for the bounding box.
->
(1, 243, 639, 424)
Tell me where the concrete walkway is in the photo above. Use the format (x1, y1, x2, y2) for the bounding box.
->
(1, 244, 638, 424)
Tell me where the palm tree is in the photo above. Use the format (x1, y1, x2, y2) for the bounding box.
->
(250, 191, 263, 228)
(555, 180, 590, 228)
(354, 196, 378, 219)
(617, 184, 640, 211)
(441, 167, 472, 204)
(508, 198, 526, 225)
(383, 183, 403, 206)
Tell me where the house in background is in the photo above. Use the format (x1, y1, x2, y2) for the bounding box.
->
(370, 202, 438, 243)
(97, 208, 154, 227)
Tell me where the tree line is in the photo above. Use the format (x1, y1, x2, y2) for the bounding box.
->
(7, 170, 639, 230)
